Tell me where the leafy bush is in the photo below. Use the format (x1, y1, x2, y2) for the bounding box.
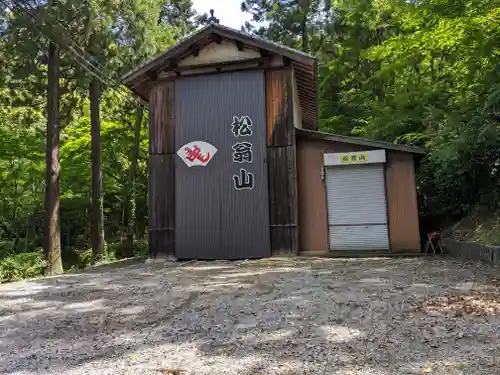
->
(106, 242, 122, 260)
(77, 249, 94, 269)
(107, 240, 148, 259)
(133, 239, 148, 258)
(0, 241, 13, 258)
(62, 248, 97, 271)
(105, 243, 117, 262)
(0, 250, 46, 283)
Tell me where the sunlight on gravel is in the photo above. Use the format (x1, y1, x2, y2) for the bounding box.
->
(1, 257, 500, 374)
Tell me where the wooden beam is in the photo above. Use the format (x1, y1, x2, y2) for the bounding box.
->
(171, 57, 266, 72)
(265, 69, 299, 256)
(168, 58, 178, 68)
(235, 40, 244, 51)
(148, 82, 176, 259)
(190, 46, 200, 57)
(158, 59, 178, 74)
(258, 58, 272, 69)
(209, 33, 222, 44)
(148, 71, 158, 81)
(259, 48, 270, 58)
(210, 27, 315, 66)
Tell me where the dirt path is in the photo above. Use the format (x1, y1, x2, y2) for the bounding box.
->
(1, 257, 500, 374)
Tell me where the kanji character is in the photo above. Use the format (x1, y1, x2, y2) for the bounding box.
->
(232, 142, 253, 163)
(233, 169, 254, 190)
(231, 116, 252, 137)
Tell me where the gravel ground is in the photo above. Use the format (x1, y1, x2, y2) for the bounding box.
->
(2, 256, 500, 375)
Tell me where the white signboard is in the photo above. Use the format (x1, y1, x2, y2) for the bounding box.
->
(323, 149, 386, 166)
(177, 141, 217, 167)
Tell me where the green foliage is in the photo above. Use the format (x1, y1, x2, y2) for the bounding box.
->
(0, 242, 14, 258)
(244, 0, 500, 229)
(448, 207, 500, 245)
(133, 239, 149, 258)
(242, 0, 331, 52)
(0, 250, 47, 283)
(0, 0, 193, 279)
(62, 248, 96, 271)
(78, 249, 95, 268)
(360, 0, 500, 222)
(3, 0, 500, 282)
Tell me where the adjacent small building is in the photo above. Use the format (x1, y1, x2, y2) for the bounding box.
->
(122, 22, 425, 260)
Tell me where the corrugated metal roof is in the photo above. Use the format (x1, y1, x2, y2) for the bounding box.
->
(296, 128, 427, 155)
(121, 23, 318, 130)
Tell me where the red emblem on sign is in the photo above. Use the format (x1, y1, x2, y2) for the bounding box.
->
(177, 141, 217, 167)
(184, 145, 211, 163)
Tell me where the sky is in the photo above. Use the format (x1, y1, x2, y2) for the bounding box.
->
(191, 0, 253, 29)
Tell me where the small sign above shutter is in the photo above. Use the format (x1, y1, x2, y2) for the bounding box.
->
(324, 149, 386, 167)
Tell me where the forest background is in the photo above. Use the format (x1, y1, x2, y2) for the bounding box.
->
(1, 0, 498, 281)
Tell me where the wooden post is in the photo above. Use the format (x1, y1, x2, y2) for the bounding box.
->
(265, 69, 299, 256)
(148, 81, 176, 259)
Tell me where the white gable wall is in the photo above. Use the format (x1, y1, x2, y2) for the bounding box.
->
(178, 40, 261, 67)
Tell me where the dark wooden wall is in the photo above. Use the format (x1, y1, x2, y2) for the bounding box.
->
(265, 68, 299, 255)
(147, 69, 300, 259)
(148, 81, 176, 258)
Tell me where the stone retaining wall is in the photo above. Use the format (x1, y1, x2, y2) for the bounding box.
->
(443, 238, 500, 266)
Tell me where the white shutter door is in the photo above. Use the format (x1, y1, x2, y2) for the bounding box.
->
(325, 164, 389, 250)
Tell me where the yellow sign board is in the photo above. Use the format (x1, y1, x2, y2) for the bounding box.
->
(324, 150, 385, 166)
(339, 152, 369, 163)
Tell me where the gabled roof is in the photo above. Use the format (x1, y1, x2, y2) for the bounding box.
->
(296, 128, 427, 155)
(122, 23, 318, 129)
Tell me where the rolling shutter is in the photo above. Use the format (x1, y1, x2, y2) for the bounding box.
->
(325, 164, 389, 250)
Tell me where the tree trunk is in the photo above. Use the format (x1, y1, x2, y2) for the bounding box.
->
(122, 106, 144, 257)
(301, 15, 308, 52)
(299, 0, 310, 53)
(90, 78, 106, 259)
(44, 41, 63, 276)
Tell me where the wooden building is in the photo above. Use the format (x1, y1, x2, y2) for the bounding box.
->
(122, 23, 425, 260)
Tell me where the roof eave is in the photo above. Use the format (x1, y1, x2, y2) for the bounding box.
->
(211, 24, 316, 66)
(296, 128, 427, 155)
(121, 23, 317, 87)
(121, 24, 214, 85)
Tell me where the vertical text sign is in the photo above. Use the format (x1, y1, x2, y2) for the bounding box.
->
(231, 116, 254, 190)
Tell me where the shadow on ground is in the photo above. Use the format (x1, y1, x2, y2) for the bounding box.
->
(1, 256, 499, 374)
